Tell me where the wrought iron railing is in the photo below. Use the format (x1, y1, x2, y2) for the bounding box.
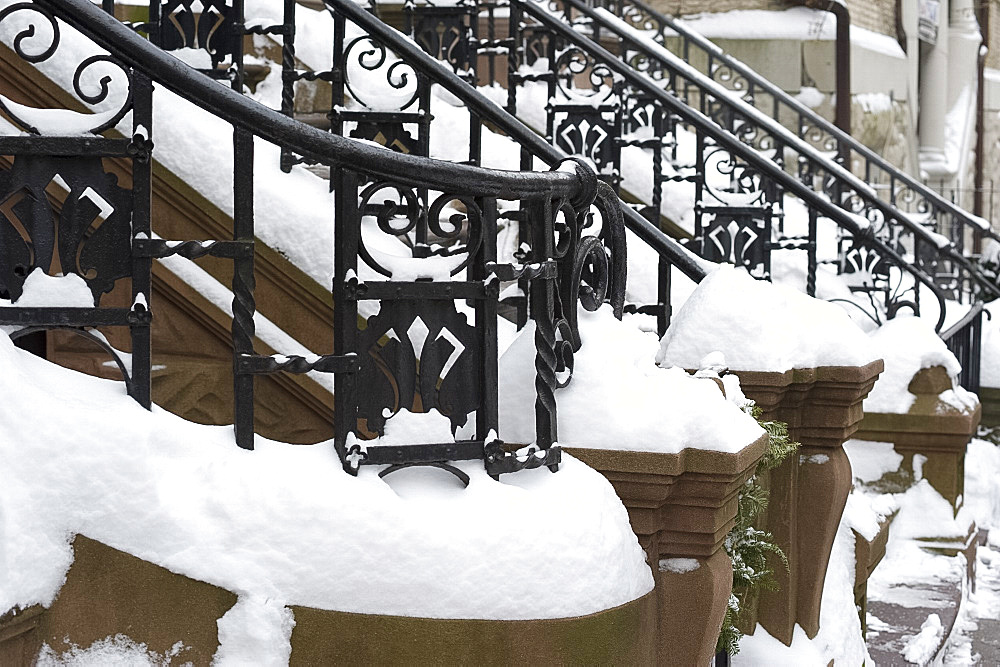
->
(590, 0, 1000, 251)
(942, 302, 986, 394)
(411, 0, 949, 330)
(273, 0, 707, 338)
(540, 0, 1000, 309)
(0, 0, 636, 478)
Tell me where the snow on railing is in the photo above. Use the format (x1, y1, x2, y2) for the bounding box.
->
(0, 0, 628, 478)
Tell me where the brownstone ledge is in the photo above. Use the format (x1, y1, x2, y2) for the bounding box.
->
(567, 432, 767, 665)
(565, 433, 767, 478)
(855, 365, 981, 509)
(979, 386, 1000, 428)
(733, 359, 885, 449)
(2, 535, 657, 666)
(854, 510, 895, 637)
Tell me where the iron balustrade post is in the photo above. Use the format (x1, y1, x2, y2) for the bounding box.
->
(333, 168, 361, 472)
(470, 110, 482, 166)
(807, 207, 817, 298)
(232, 0, 245, 92)
(528, 196, 559, 458)
(971, 306, 983, 393)
(476, 197, 500, 439)
(232, 126, 256, 449)
(130, 71, 154, 409)
(507, 0, 520, 116)
(657, 253, 669, 336)
(279, 0, 297, 172)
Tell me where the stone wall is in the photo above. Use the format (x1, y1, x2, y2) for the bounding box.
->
(845, 0, 899, 37)
(987, 2, 1000, 71)
(646, 0, 782, 19)
(646, 0, 897, 38)
(981, 71, 1000, 225)
(850, 94, 914, 174)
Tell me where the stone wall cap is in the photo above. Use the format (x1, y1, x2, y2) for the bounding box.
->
(731, 359, 885, 387)
(565, 432, 768, 477)
(858, 401, 983, 444)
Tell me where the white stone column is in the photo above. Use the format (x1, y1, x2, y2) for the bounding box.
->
(945, 0, 983, 190)
(919, 0, 951, 177)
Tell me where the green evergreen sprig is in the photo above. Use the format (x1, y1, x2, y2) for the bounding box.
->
(716, 405, 800, 656)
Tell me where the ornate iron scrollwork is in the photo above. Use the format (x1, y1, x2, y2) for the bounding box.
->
(0, 3, 133, 135)
(356, 299, 480, 436)
(698, 207, 771, 278)
(0, 156, 131, 302)
(343, 36, 421, 112)
(157, 0, 241, 70)
(408, 2, 477, 75)
(551, 106, 620, 178)
(553, 46, 616, 102)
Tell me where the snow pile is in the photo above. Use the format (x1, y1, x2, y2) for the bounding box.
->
(657, 265, 877, 372)
(37, 636, 188, 666)
(794, 86, 825, 109)
(0, 332, 653, 620)
(902, 614, 944, 664)
(843, 439, 903, 484)
(0, 269, 94, 308)
(658, 557, 700, 574)
(965, 438, 1000, 532)
(863, 315, 975, 414)
(213, 597, 295, 667)
(809, 518, 872, 665)
(842, 490, 898, 543)
(891, 478, 973, 541)
(733, 624, 826, 665)
(498, 305, 764, 452)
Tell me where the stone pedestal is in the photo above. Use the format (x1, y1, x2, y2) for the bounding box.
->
(566, 435, 768, 666)
(978, 386, 1000, 428)
(730, 361, 884, 645)
(855, 365, 981, 513)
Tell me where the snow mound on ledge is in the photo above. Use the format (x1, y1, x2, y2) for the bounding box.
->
(498, 305, 764, 453)
(657, 266, 877, 372)
(863, 315, 975, 414)
(0, 333, 652, 619)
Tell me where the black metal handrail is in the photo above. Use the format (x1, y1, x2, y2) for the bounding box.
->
(535, 0, 1000, 307)
(318, 0, 707, 287)
(4, 0, 633, 477)
(511, 0, 951, 330)
(942, 301, 986, 393)
(40, 0, 585, 202)
(593, 0, 1000, 247)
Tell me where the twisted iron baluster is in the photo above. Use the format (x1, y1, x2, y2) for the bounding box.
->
(528, 196, 558, 460)
(232, 127, 256, 449)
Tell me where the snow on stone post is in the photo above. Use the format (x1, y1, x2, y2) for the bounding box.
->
(657, 266, 883, 646)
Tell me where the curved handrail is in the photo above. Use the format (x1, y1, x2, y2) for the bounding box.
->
(942, 300, 985, 341)
(37, 0, 585, 203)
(320, 0, 708, 283)
(595, 0, 1000, 245)
(516, 0, 950, 329)
(522, 0, 1000, 306)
